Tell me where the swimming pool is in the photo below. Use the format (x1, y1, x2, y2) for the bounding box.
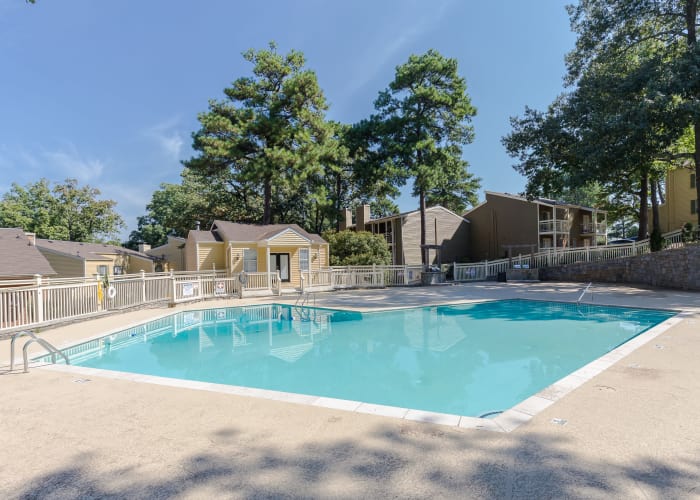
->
(41, 300, 675, 418)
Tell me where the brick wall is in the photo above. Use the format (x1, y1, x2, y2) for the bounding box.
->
(540, 244, 700, 290)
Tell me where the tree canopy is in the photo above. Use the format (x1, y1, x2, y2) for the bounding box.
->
(363, 49, 479, 265)
(184, 42, 333, 226)
(0, 178, 124, 242)
(324, 230, 391, 266)
(504, 0, 700, 235)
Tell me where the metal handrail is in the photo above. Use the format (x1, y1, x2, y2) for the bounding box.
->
(293, 291, 316, 321)
(9, 330, 70, 372)
(577, 282, 593, 304)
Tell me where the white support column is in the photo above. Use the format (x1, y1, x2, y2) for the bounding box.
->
(141, 270, 146, 303)
(34, 274, 43, 324)
(553, 207, 558, 252)
(266, 246, 271, 290)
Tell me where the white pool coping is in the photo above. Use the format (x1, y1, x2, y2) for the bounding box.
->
(35, 303, 686, 433)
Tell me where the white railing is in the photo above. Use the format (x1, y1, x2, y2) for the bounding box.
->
(302, 270, 333, 289)
(539, 219, 571, 233)
(240, 272, 272, 291)
(1, 229, 689, 332)
(453, 230, 685, 281)
(663, 229, 684, 249)
(330, 269, 385, 289)
(581, 222, 607, 234)
(1, 271, 242, 332)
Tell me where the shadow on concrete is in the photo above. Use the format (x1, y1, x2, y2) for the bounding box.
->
(10, 423, 700, 499)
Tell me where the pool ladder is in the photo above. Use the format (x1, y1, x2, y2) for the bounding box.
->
(8, 330, 70, 373)
(294, 291, 316, 321)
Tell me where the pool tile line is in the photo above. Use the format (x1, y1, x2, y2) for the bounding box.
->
(35, 306, 683, 434)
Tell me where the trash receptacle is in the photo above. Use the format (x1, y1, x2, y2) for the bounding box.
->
(497, 272, 507, 282)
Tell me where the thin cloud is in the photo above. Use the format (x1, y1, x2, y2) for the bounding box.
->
(143, 116, 185, 161)
(42, 144, 105, 182)
(342, 0, 457, 96)
(0, 143, 105, 185)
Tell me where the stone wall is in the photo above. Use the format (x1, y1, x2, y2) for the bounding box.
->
(540, 244, 700, 290)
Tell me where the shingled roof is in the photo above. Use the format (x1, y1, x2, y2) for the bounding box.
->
(35, 239, 155, 261)
(211, 221, 326, 244)
(0, 228, 56, 278)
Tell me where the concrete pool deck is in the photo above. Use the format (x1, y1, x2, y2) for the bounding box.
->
(1, 282, 699, 498)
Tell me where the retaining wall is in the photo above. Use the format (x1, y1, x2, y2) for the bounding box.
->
(540, 244, 700, 291)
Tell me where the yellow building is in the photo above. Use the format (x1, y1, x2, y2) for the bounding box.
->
(185, 220, 329, 291)
(655, 168, 698, 233)
(35, 239, 155, 278)
(145, 236, 186, 272)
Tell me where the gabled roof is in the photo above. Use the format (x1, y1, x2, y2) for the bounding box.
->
(363, 205, 471, 225)
(35, 239, 156, 261)
(211, 220, 326, 244)
(483, 191, 607, 213)
(188, 230, 222, 243)
(0, 228, 56, 278)
(147, 235, 187, 254)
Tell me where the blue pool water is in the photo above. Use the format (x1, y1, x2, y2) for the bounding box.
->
(50, 300, 675, 417)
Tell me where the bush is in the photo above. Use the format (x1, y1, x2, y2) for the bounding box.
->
(323, 230, 392, 266)
(682, 222, 697, 243)
(650, 228, 665, 252)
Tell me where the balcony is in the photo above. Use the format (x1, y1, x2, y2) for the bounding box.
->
(581, 222, 607, 235)
(539, 219, 571, 233)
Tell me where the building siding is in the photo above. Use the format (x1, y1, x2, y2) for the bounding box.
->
(185, 233, 199, 271)
(399, 208, 470, 265)
(467, 195, 538, 261)
(655, 168, 697, 233)
(127, 255, 155, 273)
(268, 230, 310, 247)
(147, 238, 186, 271)
(197, 243, 225, 271)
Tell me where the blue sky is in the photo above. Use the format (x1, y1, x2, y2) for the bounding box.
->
(0, 0, 575, 239)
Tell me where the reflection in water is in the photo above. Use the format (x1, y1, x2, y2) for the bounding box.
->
(50, 301, 674, 417)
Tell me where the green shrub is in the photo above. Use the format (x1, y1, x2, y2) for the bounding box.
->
(650, 228, 664, 252)
(324, 230, 392, 266)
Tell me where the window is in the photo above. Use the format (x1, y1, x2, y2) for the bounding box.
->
(692, 199, 697, 215)
(96, 265, 108, 277)
(692, 173, 696, 189)
(113, 266, 123, 275)
(299, 248, 310, 272)
(243, 249, 257, 272)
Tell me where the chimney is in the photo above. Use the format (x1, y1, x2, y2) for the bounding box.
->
(356, 204, 371, 231)
(138, 243, 151, 253)
(195, 221, 201, 231)
(25, 232, 36, 246)
(339, 208, 353, 231)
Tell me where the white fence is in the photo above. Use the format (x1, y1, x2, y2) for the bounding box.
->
(454, 230, 680, 281)
(0, 271, 241, 333)
(1, 229, 691, 333)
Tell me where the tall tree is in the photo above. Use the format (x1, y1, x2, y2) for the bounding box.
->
(504, 16, 687, 237)
(127, 168, 259, 247)
(566, 0, 700, 225)
(184, 42, 331, 225)
(369, 50, 479, 265)
(0, 178, 124, 242)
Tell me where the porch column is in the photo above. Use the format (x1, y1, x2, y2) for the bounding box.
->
(266, 246, 271, 290)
